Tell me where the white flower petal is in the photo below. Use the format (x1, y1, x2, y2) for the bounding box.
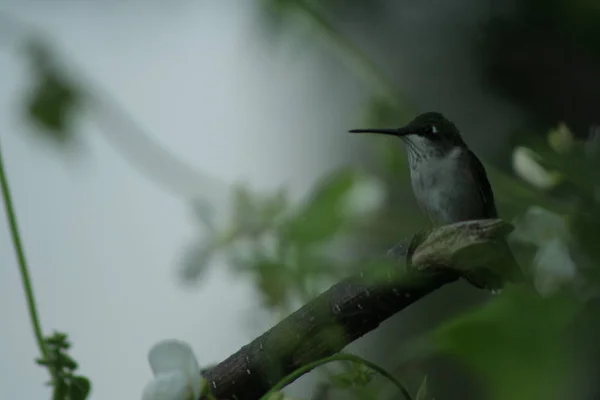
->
(512, 146, 561, 189)
(510, 206, 569, 246)
(149, 339, 200, 376)
(533, 237, 577, 295)
(142, 371, 193, 400)
(148, 339, 203, 398)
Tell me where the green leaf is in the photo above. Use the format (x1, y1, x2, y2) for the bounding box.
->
(431, 287, 580, 400)
(569, 203, 600, 281)
(35, 357, 51, 366)
(262, 0, 295, 15)
(57, 352, 78, 371)
(485, 164, 569, 220)
(415, 375, 428, 400)
(232, 185, 255, 219)
(255, 259, 289, 309)
(351, 364, 377, 387)
(26, 72, 79, 137)
(232, 185, 268, 235)
(284, 169, 357, 245)
(330, 363, 376, 389)
(53, 379, 69, 400)
(70, 375, 92, 400)
(330, 372, 356, 389)
(260, 188, 288, 223)
(46, 331, 69, 347)
(23, 39, 82, 144)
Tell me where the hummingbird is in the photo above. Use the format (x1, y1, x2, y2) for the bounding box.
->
(349, 112, 522, 290)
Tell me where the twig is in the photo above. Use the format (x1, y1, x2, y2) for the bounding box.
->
(201, 219, 512, 400)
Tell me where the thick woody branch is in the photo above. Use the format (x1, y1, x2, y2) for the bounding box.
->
(200, 219, 514, 400)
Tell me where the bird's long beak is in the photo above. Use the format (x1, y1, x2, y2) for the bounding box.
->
(348, 127, 410, 137)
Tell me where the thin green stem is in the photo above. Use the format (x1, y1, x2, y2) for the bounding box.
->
(0, 137, 53, 379)
(259, 353, 412, 400)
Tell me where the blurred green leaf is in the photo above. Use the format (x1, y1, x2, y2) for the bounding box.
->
(58, 353, 78, 371)
(23, 38, 82, 144)
(260, 188, 289, 223)
(536, 148, 594, 199)
(254, 259, 289, 309)
(285, 169, 357, 245)
(262, 0, 295, 15)
(415, 375, 428, 400)
(230, 185, 288, 237)
(37, 332, 92, 398)
(485, 164, 570, 219)
(46, 331, 70, 349)
(53, 380, 69, 400)
(294, 250, 340, 283)
(547, 123, 575, 154)
(70, 375, 92, 400)
(26, 71, 80, 139)
(584, 125, 600, 169)
(569, 201, 600, 282)
(432, 287, 580, 400)
(330, 371, 356, 389)
(330, 363, 376, 389)
(232, 185, 260, 233)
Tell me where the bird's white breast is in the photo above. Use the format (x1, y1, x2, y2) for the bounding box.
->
(410, 147, 473, 224)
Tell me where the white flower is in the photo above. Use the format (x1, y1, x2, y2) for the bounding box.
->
(533, 237, 577, 294)
(510, 206, 569, 245)
(510, 206, 577, 295)
(512, 146, 561, 190)
(142, 339, 204, 400)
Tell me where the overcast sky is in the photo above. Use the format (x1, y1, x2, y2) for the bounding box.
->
(0, 2, 364, 399)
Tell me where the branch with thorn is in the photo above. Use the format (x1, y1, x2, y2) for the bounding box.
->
(200, 219, 516, 400)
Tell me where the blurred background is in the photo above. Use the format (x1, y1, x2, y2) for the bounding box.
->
(1, 1, 599, 399)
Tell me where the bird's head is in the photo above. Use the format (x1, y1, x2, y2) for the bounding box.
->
(349, 112, 466, 156)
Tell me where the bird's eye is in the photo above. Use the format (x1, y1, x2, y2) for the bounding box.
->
(422, 125, 437, 135)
